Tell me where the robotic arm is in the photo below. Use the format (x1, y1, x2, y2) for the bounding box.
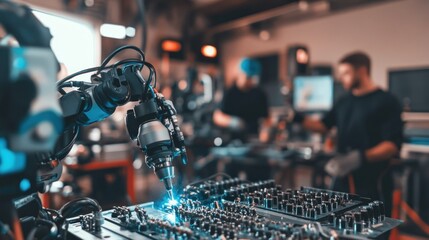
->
(54, 53, 187, 200)
(54, 53, 187, 199)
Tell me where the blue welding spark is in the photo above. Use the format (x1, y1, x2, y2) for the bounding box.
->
(166, 213, 176, 223)
(167, 199, 178, 206)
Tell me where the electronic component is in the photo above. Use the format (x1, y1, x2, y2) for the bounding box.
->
(67, 179, 401, 239)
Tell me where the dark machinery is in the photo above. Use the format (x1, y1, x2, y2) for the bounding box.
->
(53, 47, 187, 200)
(66, 178, 401, 239)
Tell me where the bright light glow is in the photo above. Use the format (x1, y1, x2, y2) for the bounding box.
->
(162, 40, 182, 52)
(178, 79, 188, 91)
(296, 48, 309, 64)
(92, 144, 101, 154)
(259, 30, 271, 41)
(168, 199, 178, 206)
(32, 10, 98, 78)
(88, 128, 101, 141)
(126, 27, 136, 37)
(133, 158, 143, 169)
(201, 45, 217, 58)
(85, 0, 94, 7)
(100, 23, 127, 39)
(166, 213, 176, 223)
(214, 137, 223, 146)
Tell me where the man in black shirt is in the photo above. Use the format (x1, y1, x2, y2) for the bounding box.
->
(293, 52, 403, 214)
(214, 58, 270, 142)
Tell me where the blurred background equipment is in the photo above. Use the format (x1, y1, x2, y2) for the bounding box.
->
(293, 75, 334, 113)
(287, 45, 310, 79)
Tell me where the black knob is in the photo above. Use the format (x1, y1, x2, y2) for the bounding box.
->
(338, 217, 346, 230)
(365, 206, 374, 221)
(315, 196, 322, 204)
(360, 209, 369, 222)
(295, 205, 303, 216)
(353, 211, 362, 222)
(272, 196, 279, 208)
(264, 195, 273, 209)
(278, 200, 285, 210)
(345, 214, 354, 228)
(328, 213, 335, 224)
(374, 201, 385, 217)
(216, 225, 223, 236)
(286, 203, 294, 213)
(370, 202, 381, 221)
(210, 224, 217, 236)
(307, 208, 316, 219)
(320, 203, 327, 213)
(343, 193, 350, 201)
(354, 221, 364, 233)
(228, 230, 236, 239)
(278, 192, 284, 201)
(323, 201, 332, 211)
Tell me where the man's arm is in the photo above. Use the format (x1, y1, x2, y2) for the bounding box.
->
(213, 110, 245, 130)
(365, 95, 403, 162)
(259, 117, 272, 143)
(301, 117, 329, 134)
(364, 141, 399, 162)
(213, 110, 232, 128)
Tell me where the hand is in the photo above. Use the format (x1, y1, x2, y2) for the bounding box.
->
(324, 150, 362, 177)
(286, 108, 304, 124)
(229, 116, 246, 131)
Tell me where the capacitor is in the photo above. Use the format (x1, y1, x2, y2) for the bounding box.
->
(308, 208, 316, 219)
(272, 196, 279, 208)
(286, 203, 294, 213)
(328, 213, 335, 224)
(338, 217, 346, 230)
(353, 211, 362, 222)
(345, 214, 354, 228)
(264, 195, 273, 209)
(370, 202, 381, 221)
(360, 208, 369, 223)
(354, 221, 364, 233)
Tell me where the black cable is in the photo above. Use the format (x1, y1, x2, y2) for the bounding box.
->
(57, 60, 146, 91)
(143, 62, 157, 95)
(57, 66, 101, 87)
(59, 197, 101, 219)
(54, 125, 80, 161)
(135, 0, 147, 52)
(57, 46, 145, 88)
(96, 45, 145, 75)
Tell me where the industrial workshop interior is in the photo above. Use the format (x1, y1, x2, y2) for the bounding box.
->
(1, 0, 429, 239)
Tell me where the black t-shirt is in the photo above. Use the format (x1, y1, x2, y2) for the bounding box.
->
(221, 85, 269, 134)
(322, 89, 403, 198)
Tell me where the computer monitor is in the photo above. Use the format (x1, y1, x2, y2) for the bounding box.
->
(389, 67, 429, 113)
(293, 75, 334, 112)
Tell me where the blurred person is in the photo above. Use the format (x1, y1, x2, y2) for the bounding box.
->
(213, 58, 271, 142)
(291, 52, 403, 215)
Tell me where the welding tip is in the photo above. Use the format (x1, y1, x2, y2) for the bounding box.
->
(167, 189, 174, 201)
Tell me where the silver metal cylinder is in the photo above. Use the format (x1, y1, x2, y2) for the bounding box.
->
(138, 120, 170, 147)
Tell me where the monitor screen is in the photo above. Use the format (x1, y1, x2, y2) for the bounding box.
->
(389, 68, 429, 112)
(389, 68, 429, 113)
(293, 75, 334, 112)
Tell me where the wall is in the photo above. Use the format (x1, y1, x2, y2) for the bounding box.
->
(221, 0, 429, 89)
